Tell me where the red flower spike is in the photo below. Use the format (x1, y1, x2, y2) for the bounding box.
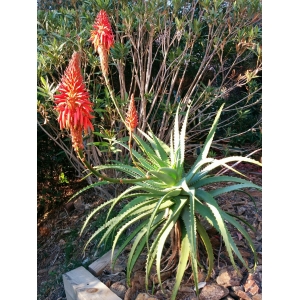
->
(90, 10, 114, 52)
(126, 94, 138, 132)
(89, 10, 114, 76)
(54, 52, 94, 151)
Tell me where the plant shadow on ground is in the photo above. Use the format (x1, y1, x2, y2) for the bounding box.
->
(37, 133, 262, 300)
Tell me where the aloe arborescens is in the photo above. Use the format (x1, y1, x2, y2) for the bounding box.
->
(53, 9, 262, 298)
(68, 100, 261, 299)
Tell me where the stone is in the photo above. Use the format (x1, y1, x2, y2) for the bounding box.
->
(231, 286, 243, 293)
(135, 293, 157, 300)
(199, 283, 229, 300)
(243, 273, 260, 296)
(131, 270, 147, 290)
(65, 201, 75, 212)
(234, 290, 251, 300)
(155, 289, 172, 299)
(229, 286, 243, 299)
(237, 206, 246, 215)
(110, 282, 127, 299)
(248, 284, 259, 296)
(216, 266, 243, 287)
(179, 285, 195, 293)
(124, 287, 136, 300)
(74, 196, 85, 212)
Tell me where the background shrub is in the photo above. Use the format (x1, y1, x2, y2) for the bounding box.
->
(37, 0, 262, 187)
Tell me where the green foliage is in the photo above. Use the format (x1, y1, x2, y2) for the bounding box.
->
(59, 172, 69, 184)
(37, 0, 262, 178)
(75, 104, 261, 299)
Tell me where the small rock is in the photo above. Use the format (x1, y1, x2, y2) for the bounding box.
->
(194, 282, 207, 290)
(124, 287, 137, 300)
(132, 270, 147, 290)
(119, 278, 127, 286)
(110, 282, 127, 299)
(228, 291, 240, 299)
(234, 290, 251, 300)
(135, 293, 157, 300)
(216, 266, 243, 287)
(243, 273, 260, 296)
(74, 196, 85, 212)
(179, 285, 195, 293)
(252, 293, 262, 300)
(162, 278, 175, 291)
(155, 289, 172, 299)
(65, 201, 75, 212)
(248, 282, 259, 296)
(256, 234, 262, 241)
(237, 206, 246, 215)
(199, 283, 229, 300)
(84, 203, 91, 210)
(231, 286, 243, 293)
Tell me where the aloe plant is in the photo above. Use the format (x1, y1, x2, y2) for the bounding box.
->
(73, 102, 262, 299)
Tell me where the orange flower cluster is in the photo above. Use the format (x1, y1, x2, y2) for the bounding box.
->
(125, 94, 138, 132)
(54, 52, 94, 151)
(89, 10, 114, 76)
